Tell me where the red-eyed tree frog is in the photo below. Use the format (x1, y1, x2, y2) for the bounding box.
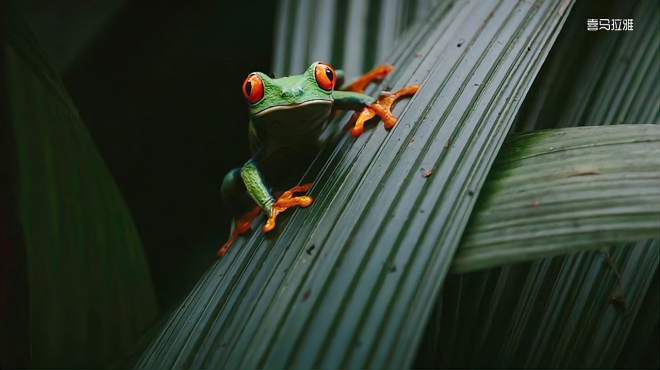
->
(218, 62, 419, 257)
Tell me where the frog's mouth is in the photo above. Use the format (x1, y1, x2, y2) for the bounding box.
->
(253, 99, 332, 118)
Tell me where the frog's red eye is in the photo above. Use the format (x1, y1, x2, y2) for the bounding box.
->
(315, 63, 336, 91)
(242, 74, 265, 104)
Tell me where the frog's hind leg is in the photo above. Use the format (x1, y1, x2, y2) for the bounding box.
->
(218, 168, 262, 257)
(219, 207, 261, 257)
(342, 65, 394, 93)
(263, 183, 314, 233)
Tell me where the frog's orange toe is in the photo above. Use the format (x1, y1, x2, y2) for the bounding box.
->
(263, 184, 314, 233)
(351, 108, 376, 137)
(218, 239, 234, 257)
(351, 84, 419, 137)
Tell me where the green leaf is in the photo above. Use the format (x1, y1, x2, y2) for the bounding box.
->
(615, 267, 659, 368)
(516, 0, 659, 130)
(272, 0, 436, 78)
(452, 124, 660, 273)
(6, 17, 157, 367)
(415, 1, 660, 367)
(426, 240, 658, 368)
(137, 0, 574, 368)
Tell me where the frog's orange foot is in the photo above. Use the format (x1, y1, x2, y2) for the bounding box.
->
(351, 84, 420, 137)
(344, 65, 394, 93)
(218, 206, 261, 257)
(263, 183, 314, 233)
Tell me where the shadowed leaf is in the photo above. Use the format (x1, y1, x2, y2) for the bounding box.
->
(6, 17, 157, 367)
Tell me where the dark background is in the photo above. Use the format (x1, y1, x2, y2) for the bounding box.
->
(20, 0, 277, 310)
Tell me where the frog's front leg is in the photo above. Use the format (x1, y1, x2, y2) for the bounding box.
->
(218, 167, 262, 257)
(334, 84, 420, 137)
(241, 160, 313, 233)
(263, 183, 313, 232)
(218, 161, 314, 257)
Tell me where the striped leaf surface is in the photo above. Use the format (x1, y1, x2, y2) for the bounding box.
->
(416, 0, 659, 366)
(428, 240, 658, 368)
(516, 0, 659, 131)
(452, 124, 660, 273)
(138, 0, 573, 368)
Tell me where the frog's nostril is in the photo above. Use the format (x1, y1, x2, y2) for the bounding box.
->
(282, 87, 304, 98)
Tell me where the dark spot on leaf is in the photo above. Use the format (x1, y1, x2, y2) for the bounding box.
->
(389, 264, 397, 273)
(302, 290, 311, 301)
(569, 170, 601, 177)
(468, 190, 475, 196)
(473, 83, 480, 86)
(306, 244, 316, 255)
(609, 295, 627, 313)
(421, 168, 433, 178)
(527, 46, 531, 51)
(457, 38, 464, 47)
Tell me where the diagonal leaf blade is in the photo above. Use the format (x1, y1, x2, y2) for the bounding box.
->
(138, 0, 574, 368)
(452, 124, 660, 273)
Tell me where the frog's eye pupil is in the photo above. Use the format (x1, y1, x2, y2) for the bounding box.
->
(325, 67, 334, 81)
(314, 62, 336, 91)
(245, 81, 252, 95)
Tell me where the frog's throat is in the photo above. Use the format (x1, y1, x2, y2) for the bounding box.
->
(253, 99, 332, 118)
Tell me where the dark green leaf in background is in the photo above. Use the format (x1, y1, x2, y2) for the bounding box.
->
(516, 0, 659, 130)
(429, 240, 658, 368)
(273, 0, 436, 78)
(6, 17, 157, 368)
